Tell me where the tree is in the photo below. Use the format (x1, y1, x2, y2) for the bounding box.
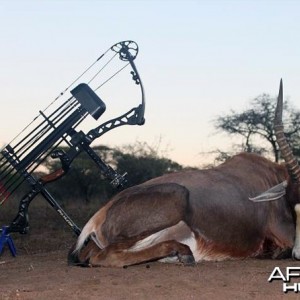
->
(42, 142, 183, 203)
(43, 145, 115, 203)
(214, 94, 300, 162)
(113, 141, 183, 187)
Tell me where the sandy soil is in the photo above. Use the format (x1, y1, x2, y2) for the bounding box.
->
(1, 247, 300, 300)
(1, 201, 300, 300)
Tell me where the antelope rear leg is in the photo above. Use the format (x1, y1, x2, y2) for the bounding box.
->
(85, 239, 195, 267)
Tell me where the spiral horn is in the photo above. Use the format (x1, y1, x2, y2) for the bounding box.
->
(274, 79, 300, 182)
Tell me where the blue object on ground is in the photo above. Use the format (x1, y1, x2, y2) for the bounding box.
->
(0, 226, 16, 257)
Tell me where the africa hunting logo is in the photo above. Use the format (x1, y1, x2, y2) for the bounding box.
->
(268, 267, 300, 293)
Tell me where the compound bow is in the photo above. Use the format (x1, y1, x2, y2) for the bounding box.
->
(0, 40, 145, 238)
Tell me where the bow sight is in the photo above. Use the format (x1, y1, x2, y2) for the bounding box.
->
(0, 41, 145, 245)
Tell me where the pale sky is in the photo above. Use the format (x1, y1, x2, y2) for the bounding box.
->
(1, 0, 300, 167)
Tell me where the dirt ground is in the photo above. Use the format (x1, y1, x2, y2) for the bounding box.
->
(2, 249, 300, 300)
(2, 200, 300, 299)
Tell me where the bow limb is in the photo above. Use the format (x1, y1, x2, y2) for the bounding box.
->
(128, 57, 146, 125)
(87, 40, 145, 141)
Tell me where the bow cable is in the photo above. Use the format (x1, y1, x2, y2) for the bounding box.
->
(4, 45, 127, 147)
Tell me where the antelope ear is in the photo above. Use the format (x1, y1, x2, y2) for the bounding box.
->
(249, 180, 288, 202)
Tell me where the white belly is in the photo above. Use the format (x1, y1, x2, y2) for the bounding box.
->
(127, 221, 231, 262)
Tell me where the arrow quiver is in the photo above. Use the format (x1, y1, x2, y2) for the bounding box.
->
(0, 41, 146, 242)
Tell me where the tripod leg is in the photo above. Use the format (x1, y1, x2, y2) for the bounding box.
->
(7, 236, 17, 256)
(0, 226, 17, 256)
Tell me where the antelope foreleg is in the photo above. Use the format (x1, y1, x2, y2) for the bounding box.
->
(87, 240, 195, 267)
(292, 204, 300, 259)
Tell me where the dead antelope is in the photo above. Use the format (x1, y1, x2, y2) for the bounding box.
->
(69, 80, 300, 267)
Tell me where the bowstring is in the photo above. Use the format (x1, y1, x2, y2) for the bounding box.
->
(88, 52, 118, 85)
(45, 47, 112, 111)
(5, 46, 118, 146)
(94, 63, 129, 91)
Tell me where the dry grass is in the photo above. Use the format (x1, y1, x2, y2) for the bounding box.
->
(0, 194, 105, 255)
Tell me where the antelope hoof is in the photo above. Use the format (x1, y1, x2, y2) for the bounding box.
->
(273, 248, 292, 259)
(78, 259, 92, 268)
(292, 247, 300, 260)
(178, 254, 196, 266)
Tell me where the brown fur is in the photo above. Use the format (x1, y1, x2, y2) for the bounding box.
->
(69, 153, 298, 267)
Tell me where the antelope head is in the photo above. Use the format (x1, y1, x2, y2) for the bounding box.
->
(274, 79, 300, 259)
